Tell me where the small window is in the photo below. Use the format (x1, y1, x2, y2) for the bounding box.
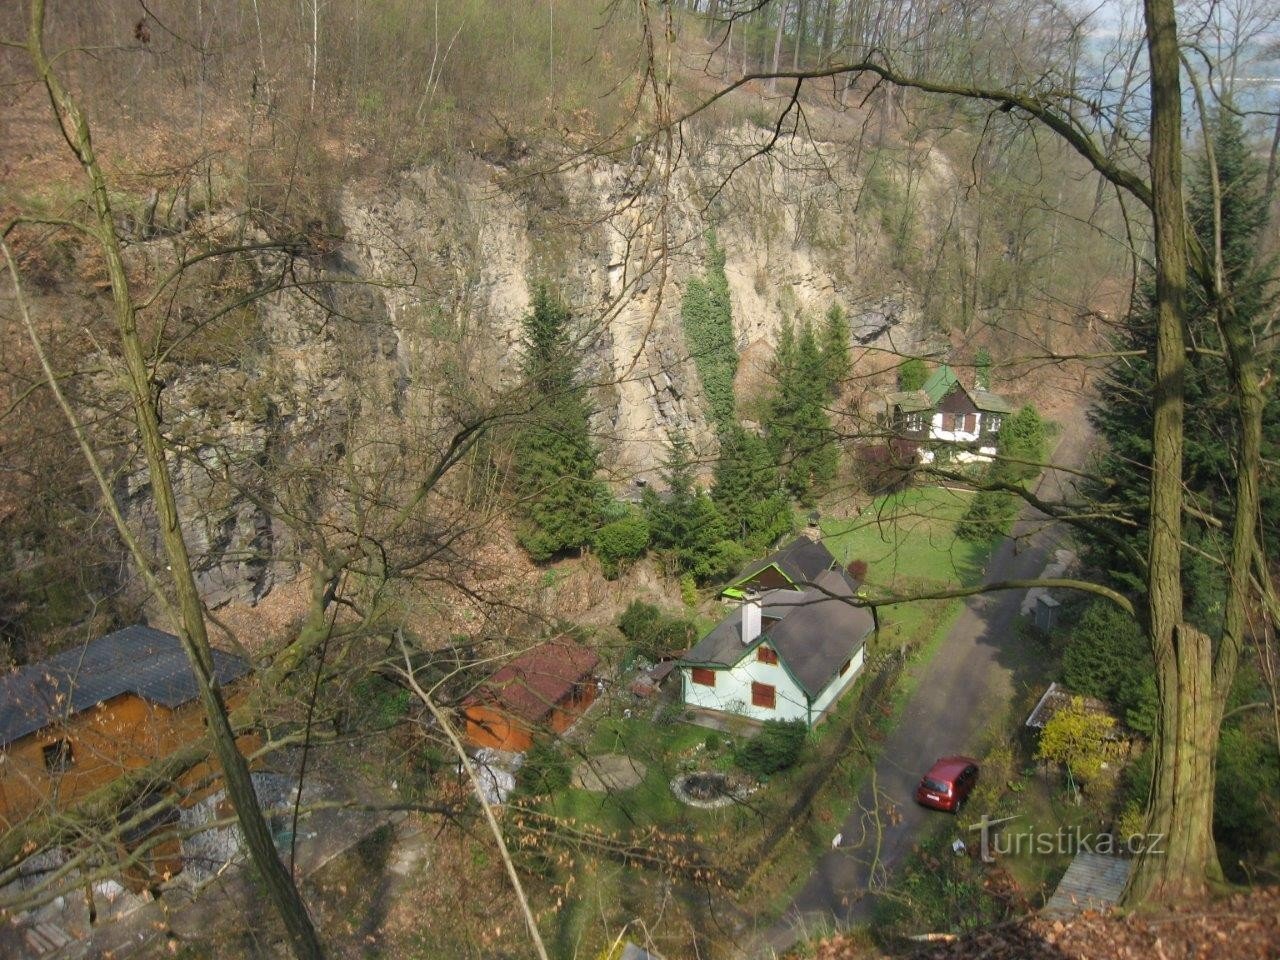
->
(839, 658, 852, 676)
(988, 415, 1003, 432)
(751, 682, 776, 709)
(756, 646, 778, 665)
(941, 412, 956, 431)
(42, 739, 73, 773)
(691, 668, 716, 687)
(904, 412, 924, 432)
(963, 413, 977, 433)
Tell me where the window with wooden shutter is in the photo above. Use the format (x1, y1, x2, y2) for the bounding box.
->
(964, 413, 977, 433)
(751, 682, 776, 709)
(756, 646, 778, 665)
(691, 668, 716, 687)
(941, 412, 956, 431)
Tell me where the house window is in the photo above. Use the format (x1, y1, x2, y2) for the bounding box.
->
(42, 739, 73, 773)
(751, 682, 776, 709)
(691, 668, 716, 687)
(839, 658, 852, 676)
(904, 412, 924, 431)
(987, 415, 1002, 432)
(963, 413, 977, 433)
(756, 646, 778, 665)
(941, 412, 957, 431)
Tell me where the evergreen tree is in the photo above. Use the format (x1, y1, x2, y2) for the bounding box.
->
(712, 424, 793, 552)
(512, 285, 608, 561)
(1082, 108, 1278, 618)
(766, 321, 838, 506)
(820, 303, 851, 395)
(898, 356, 927, 391)
(645, 431, 743, 581)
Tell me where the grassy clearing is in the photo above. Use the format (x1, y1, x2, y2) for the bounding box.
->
(821, 487, 985, 589)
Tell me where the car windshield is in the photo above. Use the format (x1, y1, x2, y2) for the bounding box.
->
(922, 777, 951, 794)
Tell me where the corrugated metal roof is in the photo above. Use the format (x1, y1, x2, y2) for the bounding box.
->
(0, 625, 251, 747)
(886, 389, 932, 413)
(921, 364, 959, 404)
(971, 388, 1014, 413)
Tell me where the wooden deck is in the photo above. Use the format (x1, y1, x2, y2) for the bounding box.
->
(1044, 851, 1131, 916)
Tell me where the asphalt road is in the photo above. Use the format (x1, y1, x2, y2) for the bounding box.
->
(762, 423, 1091, 955)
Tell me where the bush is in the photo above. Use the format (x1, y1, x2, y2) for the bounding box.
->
(520, 741, 571, 796)
(1061, 601, 1157, 736)
(1036, 696, 1120, 783)
(957, 488, 1018, 542)
(735, 719, 808, 778)
(998, 405, 1047, 481)
(617, 599, 696, 660)
(593, 509, 650, 578)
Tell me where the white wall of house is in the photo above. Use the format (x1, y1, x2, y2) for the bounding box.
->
(929, 412, 982, 443)
(682, 644, 810, 723)
(808, 645, 865, 720)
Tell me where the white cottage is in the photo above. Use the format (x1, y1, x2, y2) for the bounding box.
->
(886, 364, 1013, 464)
(680, 568, 875, 728)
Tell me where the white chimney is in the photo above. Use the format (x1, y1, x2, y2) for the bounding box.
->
(742, 591, 762, 645)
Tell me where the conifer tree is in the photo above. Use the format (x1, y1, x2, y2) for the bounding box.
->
(645, 431, 743, 581)
(820, 303, 851, 394)
(712, 424, 793, 552)
(766, 321, 838, 506)
(1083, 107, 1278, 614)
(513, 285, 607, 561)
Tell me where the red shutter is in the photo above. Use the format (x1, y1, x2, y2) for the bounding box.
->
(691, 668, 716, 687)
(964, 413, 977, 433)
(751, 682, 776, 709)
(756, 646, 778, 665)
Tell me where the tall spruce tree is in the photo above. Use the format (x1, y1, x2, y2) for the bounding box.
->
(513, 284, 607, 561)
(1084, 108, 1277, 619)
(820, 303, 851, 394)
(712, 424, 793, 552)
(766, 321, 838, 506)
(645, 431, 743, 581)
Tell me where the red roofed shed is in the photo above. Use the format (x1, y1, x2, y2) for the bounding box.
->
(463, 640, 600, 752)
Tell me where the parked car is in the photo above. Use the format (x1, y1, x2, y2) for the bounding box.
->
(915, 756, 979, 813)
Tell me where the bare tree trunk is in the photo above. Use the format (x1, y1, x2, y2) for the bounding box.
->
(24, 3, 324, 955)
(769, 0, 788, 93)
(792, 0, 807, 71)
(1125, 0, 1222, 904)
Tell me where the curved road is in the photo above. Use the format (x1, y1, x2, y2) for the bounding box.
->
(761, 423, 1092, 955)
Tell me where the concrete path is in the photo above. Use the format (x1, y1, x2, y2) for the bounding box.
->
(761, 423, 1091, 956)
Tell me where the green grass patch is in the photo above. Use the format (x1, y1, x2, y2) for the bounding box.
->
(821, 487, 985, 590)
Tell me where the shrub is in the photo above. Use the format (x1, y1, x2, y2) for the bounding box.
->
(735, 719, 808, 778)
(617, 600, 696, 660)
(957, 488, 1018, 542)
(520, 741, 571, 796)
(680, 573, 698, 607)
(593, 509, 650, 579)
(1036, 696, 1120, 783)
(998, 405, 1047, 481)
(1061, 601, 1157, 736)
(898, 357, 927, 391)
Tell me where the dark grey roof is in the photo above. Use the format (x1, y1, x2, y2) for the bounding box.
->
(733, 536, 837, 590)
(684, 569, 874, 698)
(0, 625, 251, 747)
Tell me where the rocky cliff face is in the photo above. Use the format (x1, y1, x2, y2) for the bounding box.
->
(45, 126, 963, 608)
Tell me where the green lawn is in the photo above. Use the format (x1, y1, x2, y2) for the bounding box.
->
(821, 486, 986, 590)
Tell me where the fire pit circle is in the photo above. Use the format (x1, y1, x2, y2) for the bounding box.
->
(671, 771, 754, 809)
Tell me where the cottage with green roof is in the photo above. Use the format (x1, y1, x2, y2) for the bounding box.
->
(886, 364, 1012, 463)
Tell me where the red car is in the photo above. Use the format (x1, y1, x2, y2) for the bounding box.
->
(915, 756, 979, 813)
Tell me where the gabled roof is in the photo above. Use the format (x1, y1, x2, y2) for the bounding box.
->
(684, 568, 875, 699)
(0, 625, 251, 748)
(921, 365, 960, 405)
(466, 640, 599, 726)
(727, 536, 837, 593)
(890, 365, 1013, 415)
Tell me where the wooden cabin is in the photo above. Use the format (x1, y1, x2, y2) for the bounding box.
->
(0, 625, 254, 832)
(463, 640, 600, 752)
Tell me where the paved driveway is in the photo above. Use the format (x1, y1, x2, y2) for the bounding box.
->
(762, 424, 1091, 955)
